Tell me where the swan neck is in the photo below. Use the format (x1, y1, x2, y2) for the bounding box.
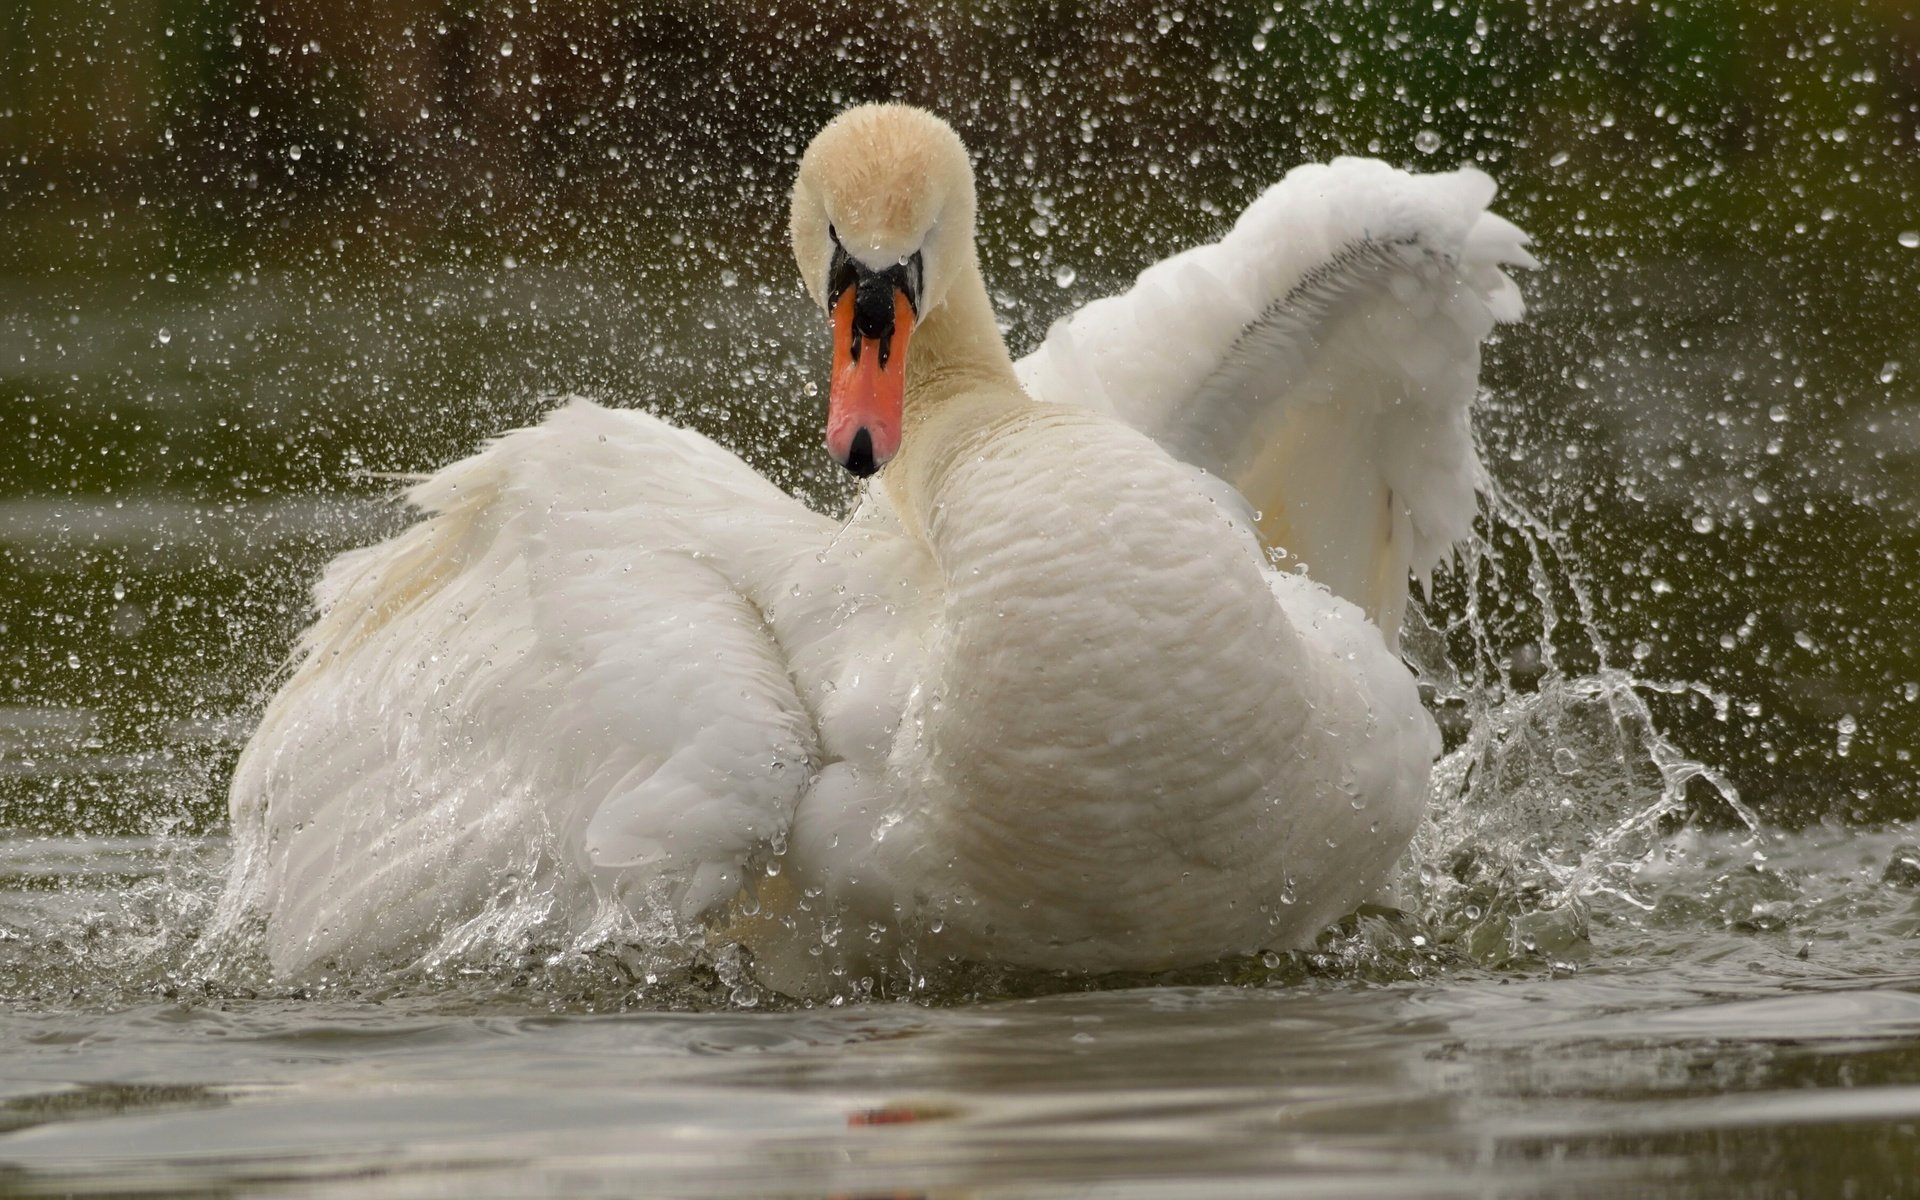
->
(904, 247, 1018, 417)
(881, 244, 1025, 539)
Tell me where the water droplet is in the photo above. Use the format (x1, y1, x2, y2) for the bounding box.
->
(156, 328, 172, 344)
(1414, 129, 1443, 155)
(1250, 33, 1267, 51)
(287, 146, 302, 161)
(1691, 513, 1716, 534)
(499, 40, 514, 57)
(1900, 231, 1920, 249)
(1552, 747, 1580, 776)
(1053, 264, 1077, 288)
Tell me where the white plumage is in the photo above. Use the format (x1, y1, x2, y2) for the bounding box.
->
(1019, 157, 1535, 640)
(218, 108, 1531, 997)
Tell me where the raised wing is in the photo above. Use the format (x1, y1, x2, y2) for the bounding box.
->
(1017, 157, 1534, 644)
(221, 400, 833, 973)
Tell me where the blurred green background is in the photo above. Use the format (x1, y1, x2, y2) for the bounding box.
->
(1, 0, 1916, 833)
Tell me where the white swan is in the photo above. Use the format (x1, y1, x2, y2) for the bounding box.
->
(220, 105, 1533, 996)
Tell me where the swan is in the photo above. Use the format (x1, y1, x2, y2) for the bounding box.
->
(218, 104, 1533, 996)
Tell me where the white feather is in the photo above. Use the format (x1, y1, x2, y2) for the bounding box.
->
(1017, 157, 1536, 642)
(227, 402, 831, 965)
(220, 150, 1527, 995)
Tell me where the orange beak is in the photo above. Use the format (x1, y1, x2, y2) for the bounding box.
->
(825, 285, 914, 477)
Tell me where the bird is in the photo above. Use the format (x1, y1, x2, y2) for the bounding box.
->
(215, 104, 1533, 998)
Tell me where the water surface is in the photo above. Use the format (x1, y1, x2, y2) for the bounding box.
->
(2, 826, 1919, 1197)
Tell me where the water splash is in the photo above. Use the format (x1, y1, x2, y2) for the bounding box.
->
(4, 474, 1777, 1010)
(1400, 481, 1758, 968)
(0, 831, 228, 1004)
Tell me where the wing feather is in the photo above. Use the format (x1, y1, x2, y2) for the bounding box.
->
(222, 399, 832, 972)
(1017, 157, 1533, 643)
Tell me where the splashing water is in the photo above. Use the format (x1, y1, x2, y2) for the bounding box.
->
(1398, 480, 1759, 971)
(1, 461, 1787, 1013)
(0, 461, 1786, 1013)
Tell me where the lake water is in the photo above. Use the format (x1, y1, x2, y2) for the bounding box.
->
(1, 251, 1917, 1195)
(2, 825, 1919, 1196)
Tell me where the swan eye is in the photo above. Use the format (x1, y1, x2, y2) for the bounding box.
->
(827, 242, 857, 309)
(902, 251, 925, 313)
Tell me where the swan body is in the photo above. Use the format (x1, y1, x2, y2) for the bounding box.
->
(220, 106, 1532, 995)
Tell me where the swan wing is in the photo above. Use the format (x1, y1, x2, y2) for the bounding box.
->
(1017, 158, 1534, 643)
(226, 399, 831, 971)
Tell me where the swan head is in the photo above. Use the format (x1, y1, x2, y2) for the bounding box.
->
(791, 104, 977, 477)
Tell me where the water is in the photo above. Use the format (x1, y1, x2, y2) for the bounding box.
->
(1, 249, 1917, 1193)
(6, 0, 1920, 1174)
(2, 824, 1918, 1196)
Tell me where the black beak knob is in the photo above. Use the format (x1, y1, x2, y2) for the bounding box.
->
(842, 428, 879, 477)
